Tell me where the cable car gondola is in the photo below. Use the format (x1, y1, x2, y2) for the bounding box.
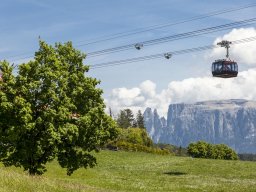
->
(212, 59, 238, 78)
(212, 40, 238, 78)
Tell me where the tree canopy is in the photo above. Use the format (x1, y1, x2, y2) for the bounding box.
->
(0, 40, 117, 175)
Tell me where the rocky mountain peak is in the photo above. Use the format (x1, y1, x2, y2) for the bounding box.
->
(144, 99, 256, 153)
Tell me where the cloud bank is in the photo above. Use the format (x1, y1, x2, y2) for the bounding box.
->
(107, 68, 256, 116)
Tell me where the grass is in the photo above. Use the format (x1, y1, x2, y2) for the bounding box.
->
(0, 150, 256, 192)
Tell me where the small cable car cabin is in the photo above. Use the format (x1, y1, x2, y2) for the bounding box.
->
(212, 59, 238, 78)
(212, 40, 238, 78)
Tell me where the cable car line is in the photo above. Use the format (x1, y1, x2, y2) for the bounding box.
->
(87, 18, 256, 57)
(75, 3, 256, 46)
(6, 19, 256, 65)
(9, 35, 256, 74)
(8, 17, 252, 64)
(89, 36, 256, 69)
(7, 25, 256, 66)
(4, 3, 256, 62)
(90, 45, 216, 69)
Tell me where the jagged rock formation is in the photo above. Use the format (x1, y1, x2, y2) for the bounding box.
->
(144, 108, 167, 142)
(143, 99, 256, 153)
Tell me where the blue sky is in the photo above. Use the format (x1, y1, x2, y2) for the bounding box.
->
(1, 0, 256, 115)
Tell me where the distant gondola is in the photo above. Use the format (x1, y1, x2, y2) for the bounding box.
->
(212, 40, 238, 78)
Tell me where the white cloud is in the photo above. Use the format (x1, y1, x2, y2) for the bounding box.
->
(163, 68, 256, 104)
(209, 27, 256, 66)
(110, 87, 144, 106)
(140, 80, 156, 98)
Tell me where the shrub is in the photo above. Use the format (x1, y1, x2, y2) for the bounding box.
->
(105, 128, 170, 155)
(116, 127, 153, 147)
(187, 141, 238, 160)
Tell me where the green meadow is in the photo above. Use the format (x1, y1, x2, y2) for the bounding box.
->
(0, 150, 256, 192)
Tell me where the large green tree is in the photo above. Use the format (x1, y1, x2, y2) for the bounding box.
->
(0, 41, 117, 175)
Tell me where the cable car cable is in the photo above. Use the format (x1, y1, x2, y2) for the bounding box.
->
(4, 3, 256, 61)
(6, 19, 256, 63)
(89, 36, 256, 69)
(8, 36, 256, 71)
(6, 17, 256, 61)
(87, 18, 256, 57)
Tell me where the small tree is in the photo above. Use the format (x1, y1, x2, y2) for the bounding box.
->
(117, 110, 129, 128)
(117, 109, 134, 128)
(136, 110, 145, 129)
(124, 109, 135, 126)
(0, 40, 117, 175)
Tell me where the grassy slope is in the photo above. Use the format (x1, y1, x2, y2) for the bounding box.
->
(0, 151, 256, 192)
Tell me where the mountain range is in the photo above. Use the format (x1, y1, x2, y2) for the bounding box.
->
(143, 99, 256, 153)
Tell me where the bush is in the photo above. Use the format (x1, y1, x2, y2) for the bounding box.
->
(114, 140, 170, 155)
(187, 141, 238, 160)
(105, 128, 170, 155)
(116, 127, 153, 147)
(154, 143, 188, 156)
